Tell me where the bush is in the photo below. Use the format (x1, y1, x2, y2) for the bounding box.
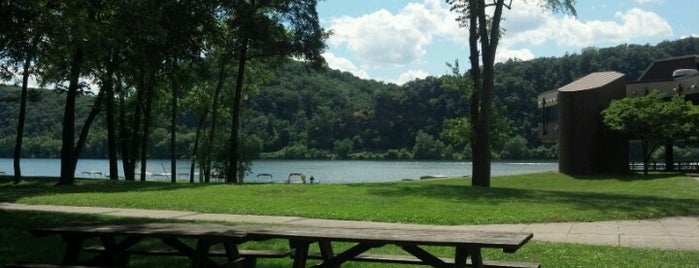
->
(412, 131, 447, 160)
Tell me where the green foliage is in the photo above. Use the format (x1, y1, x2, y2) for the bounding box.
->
(333, 138, 353, 159)
(412, 130, 448, 160)
(1, 38, 698, 160)
(603, 92, 698, 141)
(500, 135, 530, 160)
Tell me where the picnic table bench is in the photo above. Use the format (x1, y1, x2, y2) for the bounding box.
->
(24, 222, 538, 268)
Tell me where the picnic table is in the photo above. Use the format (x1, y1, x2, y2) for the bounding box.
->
(26, 222, 537, 268)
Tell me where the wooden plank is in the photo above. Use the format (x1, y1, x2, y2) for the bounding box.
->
(5, 264, 116, 268)
(83, 245, 293, 258)
(32, 223, 247, 241)
(238, 225, 533, 253)
(305, 253, 540, 268)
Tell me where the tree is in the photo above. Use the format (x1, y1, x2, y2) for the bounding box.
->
(446, 0, 576, 186)
(0, 0, 49, 184)
(222, 0, 328, 183)
(602, 92, 699, 174)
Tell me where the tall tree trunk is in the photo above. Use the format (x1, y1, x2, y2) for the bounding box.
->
(227, 41, 249, 184)
(190, 110, 209, 183)
(140, 79, 156, 182)
(57, 46, 84, 186)
(105, 55, 119, 180)
(71, 91, 104, 172)
(467, 1, 485, 187)
(170, 64, 179, 183)
(204, 57, 228, 183)
(469, 0, 506, 187)
(120, 80, 140, 181)
(13, 35, 39, 184)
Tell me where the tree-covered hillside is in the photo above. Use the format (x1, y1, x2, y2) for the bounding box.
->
(1, 37, 698, 160)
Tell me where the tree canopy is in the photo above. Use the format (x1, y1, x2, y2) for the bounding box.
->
(603, 92, 699, 174)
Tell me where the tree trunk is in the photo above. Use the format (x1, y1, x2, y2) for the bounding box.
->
(140, 79, 156, 182)
(71, 91, 104, 172)
(170, 64, 179, 183)
(190, 110, 208, 183)
(642, 140, 650, 175)
(664, 140, 674, 172)
(57, 46, 84, 186)
(105, 55, 119, 181)
(204, 57, 228, 183)
(467, 0, 506, 187)
(119, 79, 139, 181)
(227, 40, 249, 184)
(13, 37, 38, 184)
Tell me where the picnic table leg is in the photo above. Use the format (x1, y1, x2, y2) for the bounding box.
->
(94, 235, 137, 266)
(401, 245, 449, 268)
(222, 241, 246, 268)
(454, 247, 467, 268)
(469, 249, 483, 268)
(289, 240, 311, 268)
(455, 247, 483, 268)
(60, 235, 83, 265)
(317, 240, 338, 268)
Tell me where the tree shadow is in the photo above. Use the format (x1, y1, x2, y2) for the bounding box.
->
(565, 172, 683, 181)
(0, 176, 229, 203)
(356, 182, 699, 222)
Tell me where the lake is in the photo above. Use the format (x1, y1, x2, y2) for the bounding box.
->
(0, 158, 558, 184)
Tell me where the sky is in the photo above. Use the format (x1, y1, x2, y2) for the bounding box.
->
(317, 0, 699, 85)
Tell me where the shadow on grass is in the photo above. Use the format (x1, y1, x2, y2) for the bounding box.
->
(0, 176, 226, 203)
(360, 182, 699, 220)
(0, 210, 242, 268)
(565, 172, 683, 181)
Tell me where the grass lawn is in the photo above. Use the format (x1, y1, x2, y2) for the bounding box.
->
(1, 172, 699, 267)
(2, 172, 699, 225)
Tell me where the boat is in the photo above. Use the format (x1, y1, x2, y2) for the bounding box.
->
(419, 175, 448, 180)
(255, 173, 273, 183)
(81, 171, 103, 176)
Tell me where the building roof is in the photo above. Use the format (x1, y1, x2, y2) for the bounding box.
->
(637, 55, 699, 82)
(558, 72, 625, 92)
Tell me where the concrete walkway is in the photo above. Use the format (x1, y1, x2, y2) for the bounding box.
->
(2, 202, 698, 251)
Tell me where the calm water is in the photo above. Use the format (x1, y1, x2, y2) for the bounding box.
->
(0, 158, 557, 184)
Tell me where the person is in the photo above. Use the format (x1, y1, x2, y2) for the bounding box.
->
(300, 173, 307, 184)
(309, 176, 315, 184)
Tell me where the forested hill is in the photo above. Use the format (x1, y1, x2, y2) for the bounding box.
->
(1, 37, 698, 160)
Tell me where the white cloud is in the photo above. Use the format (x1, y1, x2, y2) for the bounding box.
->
(327, 0, 459, 68)
(555, 8, 672, 46)
(396, 70, 430, 85)
(495, 48, 536, 63)
(322, 52, 370, 79)
(498, 4, 673, 60)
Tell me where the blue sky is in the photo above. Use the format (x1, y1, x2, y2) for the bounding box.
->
(317, 0, 698, 85)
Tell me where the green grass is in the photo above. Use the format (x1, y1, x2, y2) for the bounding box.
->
(1, 210, 698, 267)
(2, 172, 699, 225)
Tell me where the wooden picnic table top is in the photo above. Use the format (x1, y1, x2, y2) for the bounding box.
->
(237, 225, 533, 253)
(32, 222, 533, 253)
(31, 223, 248, 241)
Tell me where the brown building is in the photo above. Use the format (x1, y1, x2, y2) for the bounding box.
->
(539, 55, 699, 175)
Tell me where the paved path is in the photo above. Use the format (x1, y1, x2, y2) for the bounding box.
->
(2, 202, 698, 251)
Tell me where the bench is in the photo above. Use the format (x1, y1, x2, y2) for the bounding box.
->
(303, 252, 540, 268)
(5, 264, 114, 268)
(83, 245, 294, 266)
